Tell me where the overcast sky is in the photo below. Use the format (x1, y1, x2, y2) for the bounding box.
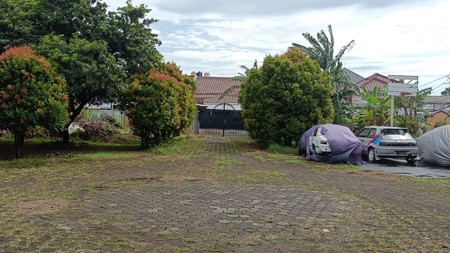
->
(105, 0, 450, 94)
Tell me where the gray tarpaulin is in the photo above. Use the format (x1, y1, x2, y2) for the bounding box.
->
(298, 124, 365, 165)
(417, 125, 450, 167)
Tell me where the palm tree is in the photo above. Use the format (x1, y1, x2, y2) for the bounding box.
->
(219, 60, 258, 99)
(441, 86, 450, 96)
(292, 25, 356, 123)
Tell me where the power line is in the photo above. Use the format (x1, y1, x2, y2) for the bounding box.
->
(419, 73, 450, 88)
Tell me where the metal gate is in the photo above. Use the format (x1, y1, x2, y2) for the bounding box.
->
(198, 103, 247, 136)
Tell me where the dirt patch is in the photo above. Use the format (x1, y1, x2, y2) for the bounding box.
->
(16, 199, 69, 215)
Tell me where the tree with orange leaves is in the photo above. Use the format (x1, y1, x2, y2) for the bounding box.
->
(120, 62, 196, 149)
(0, 46, 68, 158)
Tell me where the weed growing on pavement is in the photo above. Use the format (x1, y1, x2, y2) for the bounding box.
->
(214, 156, 236, 167)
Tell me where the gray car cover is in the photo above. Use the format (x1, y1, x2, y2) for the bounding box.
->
(298, 124, 365, 165)
(417, 125, 450, 167)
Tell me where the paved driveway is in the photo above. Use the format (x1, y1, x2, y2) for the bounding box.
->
(362, 158, 450, 178)
(1, 136, 449, 252)
(86, 137, 450, 252)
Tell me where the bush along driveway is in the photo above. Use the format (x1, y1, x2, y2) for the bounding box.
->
(0, 136, 449, 252)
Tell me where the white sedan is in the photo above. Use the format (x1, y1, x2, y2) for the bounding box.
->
(309, 127, 331, 155)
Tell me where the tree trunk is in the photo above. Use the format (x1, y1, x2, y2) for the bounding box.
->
(413, 108, 418, 133)
(141, 128, 148, 149)
(14, 130, 25, 158)
(63, 102, 87, 144)
(403, 106, 409, 130)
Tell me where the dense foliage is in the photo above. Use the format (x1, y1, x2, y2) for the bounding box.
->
(292, 25, 357, 124)
(121, 63, 197, 148)
(442, 86, 450, 96)
(239, 47, 334, 147)
(0, 0, 162, 142)
(349, 87, 431, 135)
(37, 35, 127, 141)
(0, 46, 68, 157)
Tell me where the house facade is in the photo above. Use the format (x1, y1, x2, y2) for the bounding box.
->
(350, 72, 396, 105)
(193, 73, 247, 136)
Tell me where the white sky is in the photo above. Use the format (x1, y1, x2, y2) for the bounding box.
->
(105, 0, 450, 94)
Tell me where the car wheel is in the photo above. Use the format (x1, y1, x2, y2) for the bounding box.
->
(368, 147, 376, 162)
(406, 157, 416, 164)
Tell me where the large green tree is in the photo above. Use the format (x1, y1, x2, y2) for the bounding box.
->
(105, 0, 162, 75)
(1, 0, 162, 142)
(37, 35, 127, 142)
(239, 47, 334, 147)
(121, 63, 197, 149)
(0, 46, 68, 157)
(292, 25, 356, 124)
(0, 0, 34, 50)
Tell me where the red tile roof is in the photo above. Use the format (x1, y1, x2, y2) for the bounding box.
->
(357, 73, 397, 92)
(194, 76, 242, 104)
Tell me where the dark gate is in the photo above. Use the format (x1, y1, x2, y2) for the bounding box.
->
(198, 103, 245, 136)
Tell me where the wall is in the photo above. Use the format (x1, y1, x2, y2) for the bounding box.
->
(426, 111, 450, 130)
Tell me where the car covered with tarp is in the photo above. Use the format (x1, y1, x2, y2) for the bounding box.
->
(298, 124, 365, 165)
(417, 125, 450, 167)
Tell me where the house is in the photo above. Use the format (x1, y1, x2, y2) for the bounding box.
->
(194, 73, 242, 111)
(350, 73, 396, 105)
(343, 68, 364, 85)
(345, 70, 450, 129)
(422, 96, 450, 112)
(192, 73, 247, 136)
(426, 110, 450, 130)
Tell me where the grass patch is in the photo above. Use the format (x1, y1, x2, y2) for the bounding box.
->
(0, 156, 51, 169)
(148, 135, 196, 156)
(267, 144, 297, 155)
(214, 156, 235, 167)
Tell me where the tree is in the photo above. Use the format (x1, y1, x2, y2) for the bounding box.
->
(358, 87, 391, 126)
(441, 87, 450, 96)
(0, 46, 68, 157)
(2, 0, 163, 142)
(105, 0, 163, 75)
(239, 47, 334, 147)
(37, 35, 127, 142)
(403, 88, 432, 134)
(292, 25, 356, 124)
(0, 0, 31, 50)
(121, 63, 197, 149)
(219, 60, 258, 100)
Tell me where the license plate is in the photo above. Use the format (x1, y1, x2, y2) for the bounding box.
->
(397, 151, 407, 155)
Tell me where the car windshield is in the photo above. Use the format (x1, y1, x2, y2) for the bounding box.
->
(381, 129, 407, 135)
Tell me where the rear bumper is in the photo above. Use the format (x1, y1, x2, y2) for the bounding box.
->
(375, 147, 418, 158)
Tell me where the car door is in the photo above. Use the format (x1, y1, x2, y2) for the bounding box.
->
(356, 127, 371, 154)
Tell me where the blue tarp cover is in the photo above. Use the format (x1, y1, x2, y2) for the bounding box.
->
(298, 124, 365, 165)
(417, 125, 450, 167)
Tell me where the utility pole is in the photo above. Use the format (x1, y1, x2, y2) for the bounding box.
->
(387, 75, 419, 127)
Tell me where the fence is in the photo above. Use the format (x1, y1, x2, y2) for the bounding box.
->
(198, 129, 249, 137)
(86, 109, 125, 125)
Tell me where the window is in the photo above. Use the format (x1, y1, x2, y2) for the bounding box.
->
(357, 128, 370, 137)
(367, 128, 376, 138)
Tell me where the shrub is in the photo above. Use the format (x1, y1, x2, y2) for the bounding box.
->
(72, 116, 120, 142)
(239, 47, 334, 147)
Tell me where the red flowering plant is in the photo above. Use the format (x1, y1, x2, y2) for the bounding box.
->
(120, 62, 197, 149)
(0, 46, 68, 157)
